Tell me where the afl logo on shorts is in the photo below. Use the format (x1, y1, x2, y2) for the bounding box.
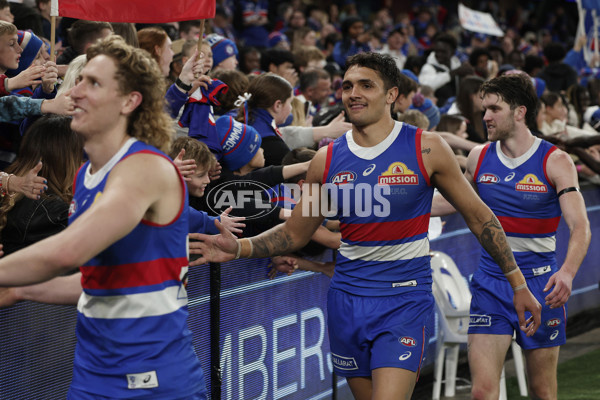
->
(331, 171, 356, 185)
(546, 318, 561, 327)
(399, 336, 417, 347)
(68, 199, 77, 217)
(478, 173, 499, 184)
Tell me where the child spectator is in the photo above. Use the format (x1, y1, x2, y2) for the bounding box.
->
(197, 116, 309, 237)
(0, 0, 14, 24)
(177, 38, 229, 158)
(168, 137, 245, 235)
(436, 114, 469, 170)
(207, 33, 238, 72)
(210, 68, 250, 116)
(235, 72, 293, 166)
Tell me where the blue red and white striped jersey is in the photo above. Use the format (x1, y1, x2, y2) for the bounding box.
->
(178, 79, 228, 159)
(68, 138, 205, 398)
(474, 138, 561, 278)
(323, 121, 434, 296)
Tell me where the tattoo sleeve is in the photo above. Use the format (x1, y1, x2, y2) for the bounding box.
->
(422, 147, 431, 154)
(250, 225, 296, 258)
(476, 215, 519, 275)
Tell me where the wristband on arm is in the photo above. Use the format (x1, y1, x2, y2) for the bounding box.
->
(504, 268, 527, 291)
(235, 238, 253, 259)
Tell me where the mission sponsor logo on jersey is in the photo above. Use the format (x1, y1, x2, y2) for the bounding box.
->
(331, 171, 357, 185)
(378, 162, 418, 185)
(478, 173, 499, 184)
(516, 174, 548, 193)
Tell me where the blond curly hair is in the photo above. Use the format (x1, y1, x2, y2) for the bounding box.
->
(86, 35, 174, 152)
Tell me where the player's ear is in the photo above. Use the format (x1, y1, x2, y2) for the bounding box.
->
(387, 87, 399, 105)
(514, 105, 526, 122)
(121, 91, 142, 115)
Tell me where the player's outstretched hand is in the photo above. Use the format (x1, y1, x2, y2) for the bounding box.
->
(514, 287, 542, 336)
(543, 269, 573, 309)
(188, 220, 238, 266)
(219, 206, 245, 234)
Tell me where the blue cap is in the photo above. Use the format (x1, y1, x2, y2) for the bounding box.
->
(217, 116, 262, 170)
(6, 30, 43, 77)
(410, 97, 440, 130)
(401, 69, 419, 84)
(207, 34, 239, 66)
(531, 77, 546, 98)
(268, 31, 289, 48)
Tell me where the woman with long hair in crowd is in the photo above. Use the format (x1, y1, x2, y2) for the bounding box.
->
(0, 115, 83, 255)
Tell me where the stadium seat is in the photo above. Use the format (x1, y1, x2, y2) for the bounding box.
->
(430, 251, 527, 400)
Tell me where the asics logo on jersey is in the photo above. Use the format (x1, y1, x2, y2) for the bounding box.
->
(362, 164, 376, 176)
(550, 330, 559, 340)
(504, 172, 516, 181)
(399, 351, 412, 361)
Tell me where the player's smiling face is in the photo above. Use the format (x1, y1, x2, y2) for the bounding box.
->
(342, 66, 391, 129)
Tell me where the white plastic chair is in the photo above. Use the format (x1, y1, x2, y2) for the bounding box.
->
(430, 251, 527, 400)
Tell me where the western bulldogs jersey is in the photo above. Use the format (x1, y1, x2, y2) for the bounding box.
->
(474, 138, 561, 278)
(67, 138, 206, 399)
(323, 121, 434, 296)
(179, 79, 228, 159)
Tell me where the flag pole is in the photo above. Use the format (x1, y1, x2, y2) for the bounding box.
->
(194, 19, 205, 78)
(50, 0, 58, 62)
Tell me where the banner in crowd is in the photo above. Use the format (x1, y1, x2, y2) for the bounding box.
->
(458, 3, 504, 37)
(50, 0, 216, 23)
(577, 0, 600, 68)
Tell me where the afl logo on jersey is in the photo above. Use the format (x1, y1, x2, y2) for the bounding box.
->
(478, 173, 499, 184)
(378, 162, 418, 185)
(68, 199, 77, 217)
(331, 171, 356, 185)
(516, 174, 548, 192)
(399, 336, 417, 347)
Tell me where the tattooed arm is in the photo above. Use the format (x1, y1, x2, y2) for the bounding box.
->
(422, 133, 541, 334)
(189, 147, 327, 264)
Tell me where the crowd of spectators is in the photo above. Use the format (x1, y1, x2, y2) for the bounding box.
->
(1, 0, 600, 275)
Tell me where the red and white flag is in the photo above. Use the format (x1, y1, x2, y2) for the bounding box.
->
(50, 0, 215, 23)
